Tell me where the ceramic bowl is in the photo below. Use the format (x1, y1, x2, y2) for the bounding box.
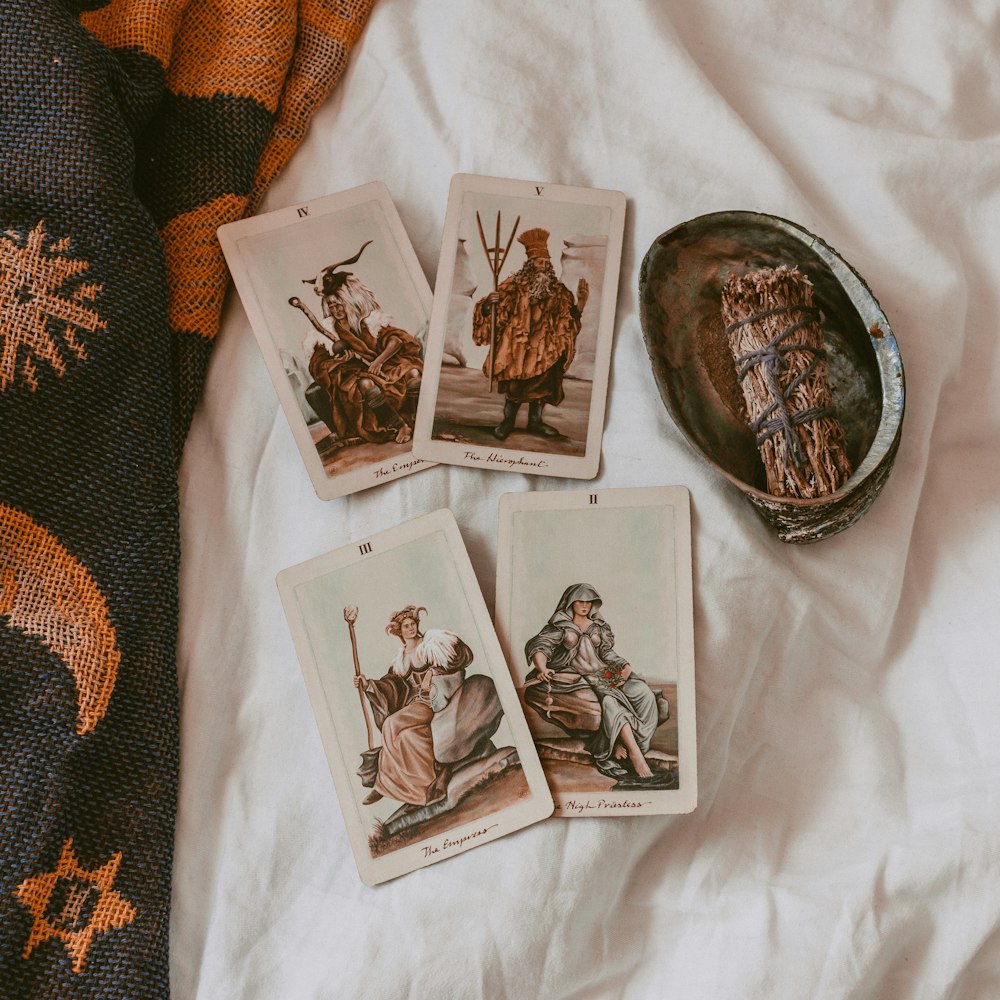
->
(638, 211, 904, 543)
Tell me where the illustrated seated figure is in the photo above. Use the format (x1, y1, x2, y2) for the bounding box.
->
(523, 583, 668, 780)
(289, 294, 423, 446)
(351, 605, 504, 809)
(288, 241, 423, 446)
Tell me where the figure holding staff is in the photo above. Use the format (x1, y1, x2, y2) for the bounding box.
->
(349, 603, 503, 810)
(474, 210, 520, 392)
(472, 224, 590, 441)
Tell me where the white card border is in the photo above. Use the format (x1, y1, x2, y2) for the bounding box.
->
(412, 173, 626, 480)
(218, 181, 434, 501)
(277, 508, 553, 884)
(495, 486, 697, 816)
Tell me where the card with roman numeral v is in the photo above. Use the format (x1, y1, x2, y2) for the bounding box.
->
(277, 508, 552, 885)
(413, 174, 626, 480)
(496, 486, 697, 816)
(219, 182, 434, 500)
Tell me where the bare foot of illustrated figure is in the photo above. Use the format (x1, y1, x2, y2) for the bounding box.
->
(619, 723, 653, 779)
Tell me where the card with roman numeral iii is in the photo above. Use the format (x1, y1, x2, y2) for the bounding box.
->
(412, 173, 626, 479)
(218, 182, 434, 500)
(276, 508, 552, 885)
(495, 486, 697, 816)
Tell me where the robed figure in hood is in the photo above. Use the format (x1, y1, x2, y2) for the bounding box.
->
(524, 584, 658, 779)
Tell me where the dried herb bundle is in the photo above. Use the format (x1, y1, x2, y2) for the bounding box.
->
(720, 265, 852, 498)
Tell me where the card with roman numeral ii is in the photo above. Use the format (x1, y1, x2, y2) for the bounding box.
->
(496, 486, 697, 816)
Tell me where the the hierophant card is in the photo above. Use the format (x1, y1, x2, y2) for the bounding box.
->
(277, 508, 553, 885)
(495, 486, 697, 816)
(218, 182, 433, 500)
(413, 174, 626, 480)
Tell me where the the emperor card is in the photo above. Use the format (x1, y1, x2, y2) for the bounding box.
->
(218, 182, 433, 500)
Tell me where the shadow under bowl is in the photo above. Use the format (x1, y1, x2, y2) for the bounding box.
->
(638, 211, 905, 543)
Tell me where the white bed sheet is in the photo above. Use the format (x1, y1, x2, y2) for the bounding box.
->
(173, 2, 1000, 997)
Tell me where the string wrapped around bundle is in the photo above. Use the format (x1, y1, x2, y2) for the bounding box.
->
(720, 265, 853, 498)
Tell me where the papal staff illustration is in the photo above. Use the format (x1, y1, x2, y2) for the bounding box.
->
(344, 605, 375, 751)
(475, 210, 520, 391)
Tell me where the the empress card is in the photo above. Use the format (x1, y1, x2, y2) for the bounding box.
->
(496, 487, 697, 816)
(412, 174, 626, 479)
(277, 508, 553, 885)
(218, 182, 433, 500)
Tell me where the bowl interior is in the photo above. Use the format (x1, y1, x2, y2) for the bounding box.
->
(639, 213, 884, 495)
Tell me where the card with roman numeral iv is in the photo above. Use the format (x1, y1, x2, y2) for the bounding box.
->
(496, 486, 697, 816)
(218, 182, 434, 499)
(277, 508, 553, 885)
(413, 173, 626, 479)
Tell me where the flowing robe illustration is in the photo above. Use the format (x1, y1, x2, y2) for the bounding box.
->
(471, 227, 588, 439)
(361, 628, 501, 806)
(524, 584, 658, 776)
(472, 230, 586, 405)
(292, 241, 424, 443)
(305, 320, 423, 443)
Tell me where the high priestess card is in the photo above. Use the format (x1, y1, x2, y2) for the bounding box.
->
(413, 174, 626, 479)
(277, 509, 553, 885)
(496, 486, 697, 816)
(218, 182, 433, 500)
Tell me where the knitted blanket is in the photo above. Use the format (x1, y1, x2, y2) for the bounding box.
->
(0, 1, 373, 995)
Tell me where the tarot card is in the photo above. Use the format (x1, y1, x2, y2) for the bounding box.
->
(276, 508, 553, 885)
(412, 174, 626, 479)
(496, 486, 696, 816)
(218, 182, 433, 500)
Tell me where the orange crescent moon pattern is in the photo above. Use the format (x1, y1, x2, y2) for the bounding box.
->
(0, 503, 120, 735)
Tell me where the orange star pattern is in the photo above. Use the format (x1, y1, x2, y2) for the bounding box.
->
(0, 220, 104, 391)
(14, 838, 137, 974)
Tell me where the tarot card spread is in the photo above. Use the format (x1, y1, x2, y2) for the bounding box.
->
(413, 174, 626, 480)
(218, 182, 433, 500)
(277, 509, 553, 885)
(496, 487, 697, 816)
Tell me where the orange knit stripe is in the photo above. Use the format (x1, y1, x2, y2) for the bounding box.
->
(167, 0, 297, 107)
(80, 0, 191, 68)
(161, 193, 248, 339)
(250, 0, 377, 208)
(0, 566, 16, 615)
(83, 1, 298, 109)
(83, 2, 376, 340)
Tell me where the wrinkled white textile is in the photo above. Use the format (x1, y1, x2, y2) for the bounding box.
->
(173, 3, 1000, 997)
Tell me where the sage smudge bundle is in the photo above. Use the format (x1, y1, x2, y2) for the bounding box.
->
(721, 265, 852, 498)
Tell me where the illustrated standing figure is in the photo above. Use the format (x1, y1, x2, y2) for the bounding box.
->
(289, 241, 423, 443)
(351, 605, 474, 808)
(524, 584, 658, 779)
(472, 228, 589, 440)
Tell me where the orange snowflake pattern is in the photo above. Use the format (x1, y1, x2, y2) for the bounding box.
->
(0, 220, 105, 391)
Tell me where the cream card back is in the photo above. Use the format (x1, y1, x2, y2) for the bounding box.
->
(218, 182, 433, 500)
(413, 174, 626, 479)
(496, 487, 697, 816)
(277, 508, 553, 884)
